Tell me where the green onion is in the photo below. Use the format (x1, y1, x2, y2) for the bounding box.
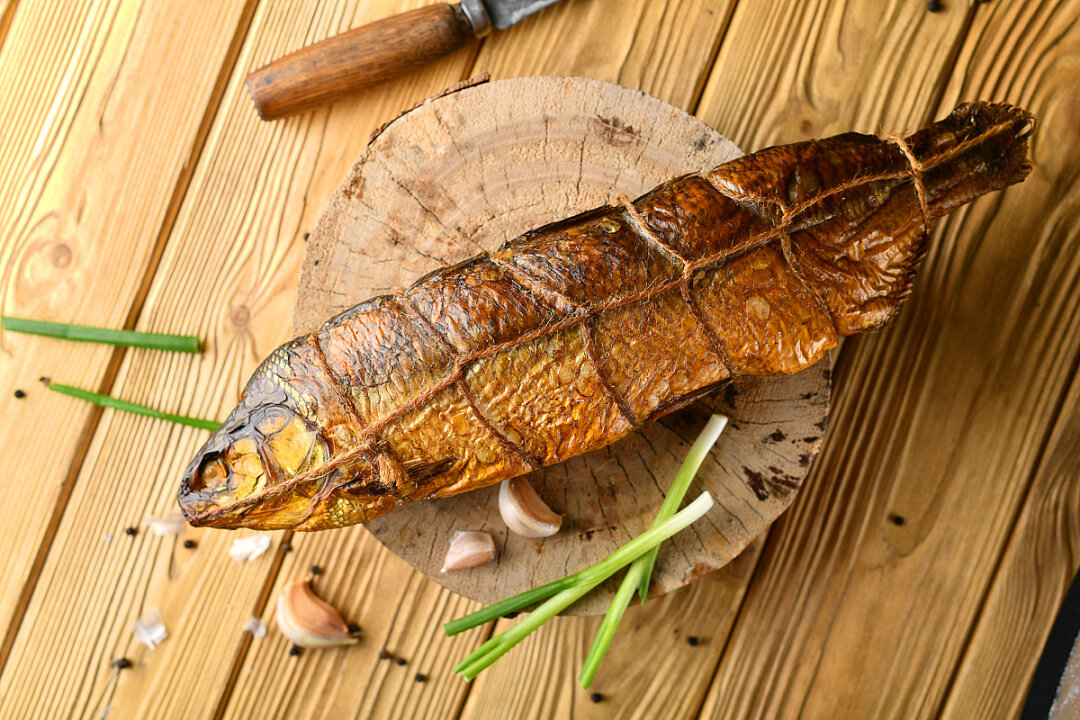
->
(2, 316, 200, 353)
(449, 491, 715, 681)
(45, 381, 219, 431)
(636, 413, 728, 603)
(579, 413, 728, 688)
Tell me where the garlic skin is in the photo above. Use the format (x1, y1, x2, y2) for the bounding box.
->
(275, 581, 358, 649)
(442, 531, 496, 572)
(499, 477, 562, 538)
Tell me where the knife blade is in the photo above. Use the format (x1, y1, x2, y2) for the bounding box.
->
(484, 0, 566, 29)
(246, 0, 568, 121)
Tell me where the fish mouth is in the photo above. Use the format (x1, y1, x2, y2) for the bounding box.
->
(176, 448, 244, 529)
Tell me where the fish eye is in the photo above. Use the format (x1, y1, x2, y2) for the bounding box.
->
(196, 457, 230, 492)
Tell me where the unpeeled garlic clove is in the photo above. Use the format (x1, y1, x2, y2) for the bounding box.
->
(275, 581, 358, 649)
(441, 531, 495, 572)
(499, 477, 562, 538)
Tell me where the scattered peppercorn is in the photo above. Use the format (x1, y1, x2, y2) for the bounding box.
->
(280, 543, 292, 553)
(303, 232, 310, 241)
(414, 673, 426, 683)
(502, 611, 520, 619)
(687, 636, 700, 647)
(309, 564, 321, 575)
(396, 657, 406, 666)
(124, 527, 137, 536)
(889, 514, 906, 527)
(14, 389, 25, 399)
(347, 623, 362, 636)
(111, 657, 132, 670)
(182, 539, 197, 549)
(289, 645, 301, 657)
(590, 692, 603, 703)
(378, 650, 391, 660)
(927, 0, 942, 11)
(314, 260, 320, 267)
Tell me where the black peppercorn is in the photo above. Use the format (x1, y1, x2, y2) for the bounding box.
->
(124, 527, 137, 536)
(111, 657, 132, 670)
(289, 645, 301, 657)
(309, 564, 321, 575)
(13, 389, 25, 399)
(927, 0, 942, 11)
(378, 650, 391, 660)
(347, 623, 362, 636)
(590, 692, 603, 703)
(687, 636, 700, 646)
(280, 543, 292, 553)
(182, 539, 196, 549)
(396, 657, 406, 666)
(415, 673, 426, 683)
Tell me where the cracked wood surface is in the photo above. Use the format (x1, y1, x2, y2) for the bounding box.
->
(0, 0, 1077, 718)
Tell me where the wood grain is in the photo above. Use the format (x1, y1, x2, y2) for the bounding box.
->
(0, 0, 252, 667)
(0, 1, 475, 718)
(295, 74, 830, 614)
(247, 3, 473, 120)
(698, 1, 1080, 718)
(474, 0, 736, 112)
(935, 2, 1080, 717)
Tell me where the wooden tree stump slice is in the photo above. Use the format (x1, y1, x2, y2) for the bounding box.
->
(294, 77, 831, 615)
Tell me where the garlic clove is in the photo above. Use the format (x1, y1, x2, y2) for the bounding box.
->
(499, 477, 562, 538)
(133, 608, 168, 649)
(441, 531, 496, 572)
(229, 534, 272, 563)
(275, 581, 358, 649)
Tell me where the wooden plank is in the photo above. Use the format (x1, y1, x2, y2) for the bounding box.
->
(223, 1, 741, 718)
(696, 0, 973, 145)
(943, 377, 1080, 719)
(698, 1, 1080, 718)
(0, 0, 252, 664)
(474, 0, 736, 111)
(0, 1, 478, 719)
(933, 2, 1080, 716)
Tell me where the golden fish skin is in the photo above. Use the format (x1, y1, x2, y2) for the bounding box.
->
(178, 102, 1033, 531)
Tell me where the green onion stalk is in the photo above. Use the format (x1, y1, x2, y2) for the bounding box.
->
(579, 413, 728, 688)
(45, 381, 219, 431)
(2, 316, 200, 353)
(449, 491, 715, 681)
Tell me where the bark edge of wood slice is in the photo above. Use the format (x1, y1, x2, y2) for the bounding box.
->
(294, 76, 831, 615)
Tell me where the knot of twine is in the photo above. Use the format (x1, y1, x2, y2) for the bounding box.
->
(884, 133, 931, 228)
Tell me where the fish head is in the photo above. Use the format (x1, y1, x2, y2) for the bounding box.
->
(178, 403, 333, 530)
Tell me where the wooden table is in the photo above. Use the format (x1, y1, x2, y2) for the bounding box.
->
(0, 1, 1077, 718)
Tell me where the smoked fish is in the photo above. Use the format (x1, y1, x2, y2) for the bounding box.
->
(178, 102, 1033, 531)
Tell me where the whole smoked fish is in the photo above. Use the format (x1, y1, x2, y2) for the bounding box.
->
(179, 102, 1033, 531)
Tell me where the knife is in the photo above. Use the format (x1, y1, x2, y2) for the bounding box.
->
(246, 0, 566, 120)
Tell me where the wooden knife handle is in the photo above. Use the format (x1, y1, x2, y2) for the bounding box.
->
(246, 3, 472, 120)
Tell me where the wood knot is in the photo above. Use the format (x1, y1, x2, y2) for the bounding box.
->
(230, 305, 250, 327)
(50, 243, 73, 268)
